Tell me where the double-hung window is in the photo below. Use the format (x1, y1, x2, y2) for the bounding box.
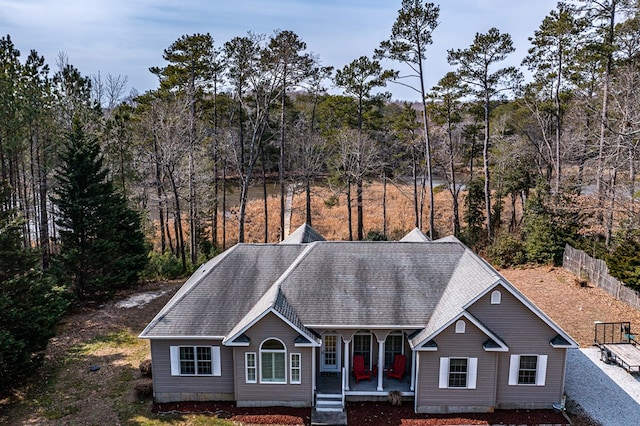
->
(509, 354, 547, 386)
(170, 345, 221, 376)
(448, 358, 468, 387)
(439, 357, 477, 389)
(245, 352, 257, 383)
(290, 353, 301, 384)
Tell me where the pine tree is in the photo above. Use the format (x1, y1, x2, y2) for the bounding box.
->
(52, 119, 147, 300)
(0, 182, 67, 391)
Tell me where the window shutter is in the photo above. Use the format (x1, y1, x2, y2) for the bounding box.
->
(170, 346, 180, 376)
(508, 355, 519, 385)
(536, 355, 547, 386)
(468, 357, 478, 389)
(212, 346, 221, 376)
(438, 357, 449, 388)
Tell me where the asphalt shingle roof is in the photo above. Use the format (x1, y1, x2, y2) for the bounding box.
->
(140, 244, 305, 338)
(141, 225, 561, 346)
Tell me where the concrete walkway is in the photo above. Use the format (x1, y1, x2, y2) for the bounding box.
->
(310, 409, 347, 426)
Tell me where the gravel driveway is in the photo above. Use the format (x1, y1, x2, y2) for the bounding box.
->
(566, 348, 640, 426)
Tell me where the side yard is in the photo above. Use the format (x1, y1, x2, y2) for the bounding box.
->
(2, 265, 638, 425)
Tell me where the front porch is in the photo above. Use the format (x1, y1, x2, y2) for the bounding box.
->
(317, 371, 414, 397)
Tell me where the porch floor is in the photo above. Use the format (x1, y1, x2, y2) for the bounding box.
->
(317, 371, 412, 395)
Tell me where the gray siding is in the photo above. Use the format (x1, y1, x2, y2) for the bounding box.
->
(234, 312, 313, 407)
(150, 339, 234, 403)
(416, 319, 497, 413)
(467, 285, 566, 408)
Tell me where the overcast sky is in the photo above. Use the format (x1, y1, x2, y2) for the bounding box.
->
(1, 0, 559, 101)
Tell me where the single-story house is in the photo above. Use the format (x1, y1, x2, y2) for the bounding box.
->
(139, 224, 578, 414)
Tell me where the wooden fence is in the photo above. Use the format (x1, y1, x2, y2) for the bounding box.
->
(563, 244, 640, 310)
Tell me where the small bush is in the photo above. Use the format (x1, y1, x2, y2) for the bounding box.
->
(365, 230, 387, 241)
(388, 390, 402, 406)
(324, 195, 339, 208)
(139, 359, 152, 377)
(135, 378, 153, 398)
(486, 234, 527, 268)
(144, 251, 184, 280)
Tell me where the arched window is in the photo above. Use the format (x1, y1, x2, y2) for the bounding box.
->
(260, 338, 286, 383)
(455, 320, 466, 334)
(491, 290, 502, 305)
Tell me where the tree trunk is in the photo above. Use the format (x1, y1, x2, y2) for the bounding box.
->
(357, 177, 363, 240)
(37, 137, 50, 269)
(261, 144, 269, 243)
(222, 163, 227, 251)
(153, 135, 166, 253)
(305, 179, 312, 226)
(412, 148, 420, 229)
(347, 179, 353, 241)
(483, 93, 492, 240)
(168, 169, 186, 271)
(382, 171, 387, 238)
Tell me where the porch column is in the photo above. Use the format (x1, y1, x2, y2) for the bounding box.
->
(312, 345, 317, 396)
(410, 350, 416, 391)
(377, 338, 384, 391)
(344, 339, 351, 391)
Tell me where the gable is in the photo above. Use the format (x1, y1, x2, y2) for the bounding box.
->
(465, 282, 578, 349)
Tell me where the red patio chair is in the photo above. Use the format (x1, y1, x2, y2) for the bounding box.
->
(387, 354, 406, 381)
(353, 355, 371, 382)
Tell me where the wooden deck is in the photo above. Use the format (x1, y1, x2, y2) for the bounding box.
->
(601, 343, 640, 373)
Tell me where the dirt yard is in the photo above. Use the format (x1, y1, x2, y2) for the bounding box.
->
(2, 264, 637, 425)
(501, 265, 640, 348)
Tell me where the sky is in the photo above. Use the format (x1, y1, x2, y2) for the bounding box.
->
(1, 0, 560, 102)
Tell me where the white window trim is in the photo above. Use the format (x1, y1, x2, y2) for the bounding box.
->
(245, 352, 257, 383)
(170, 345, 221, 377)
(491, 290, 502, 304)
(455, 320, 466, 334)
(508, 354, 547, 386)
(290, 352, 301, 384)
(438, 357, 477, 389)
(259, 338, 287, 384)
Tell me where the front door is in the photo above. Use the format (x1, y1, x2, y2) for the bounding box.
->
(321, 333, 340, 372)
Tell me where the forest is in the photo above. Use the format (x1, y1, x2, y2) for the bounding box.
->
(1, 0, 640, 392)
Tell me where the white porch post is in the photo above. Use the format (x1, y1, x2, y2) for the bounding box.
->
(410, 350, 416, 391)
(344, 339, 351, 391)
(377, 339, 384, 391)
(312, 345, 317, 397)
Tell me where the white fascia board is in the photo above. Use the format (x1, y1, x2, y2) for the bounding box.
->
(550, 341, 579, 349)
(414, 312, 509, 352)
(269, 309, 321, 347)
(224, 341, 250, 347)
(224, 307, 320, 347)
(139, 335, 226, 340)
(305, 324, 421, 329)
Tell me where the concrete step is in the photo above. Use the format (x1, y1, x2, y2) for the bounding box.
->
(316, 393, 343, 413)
